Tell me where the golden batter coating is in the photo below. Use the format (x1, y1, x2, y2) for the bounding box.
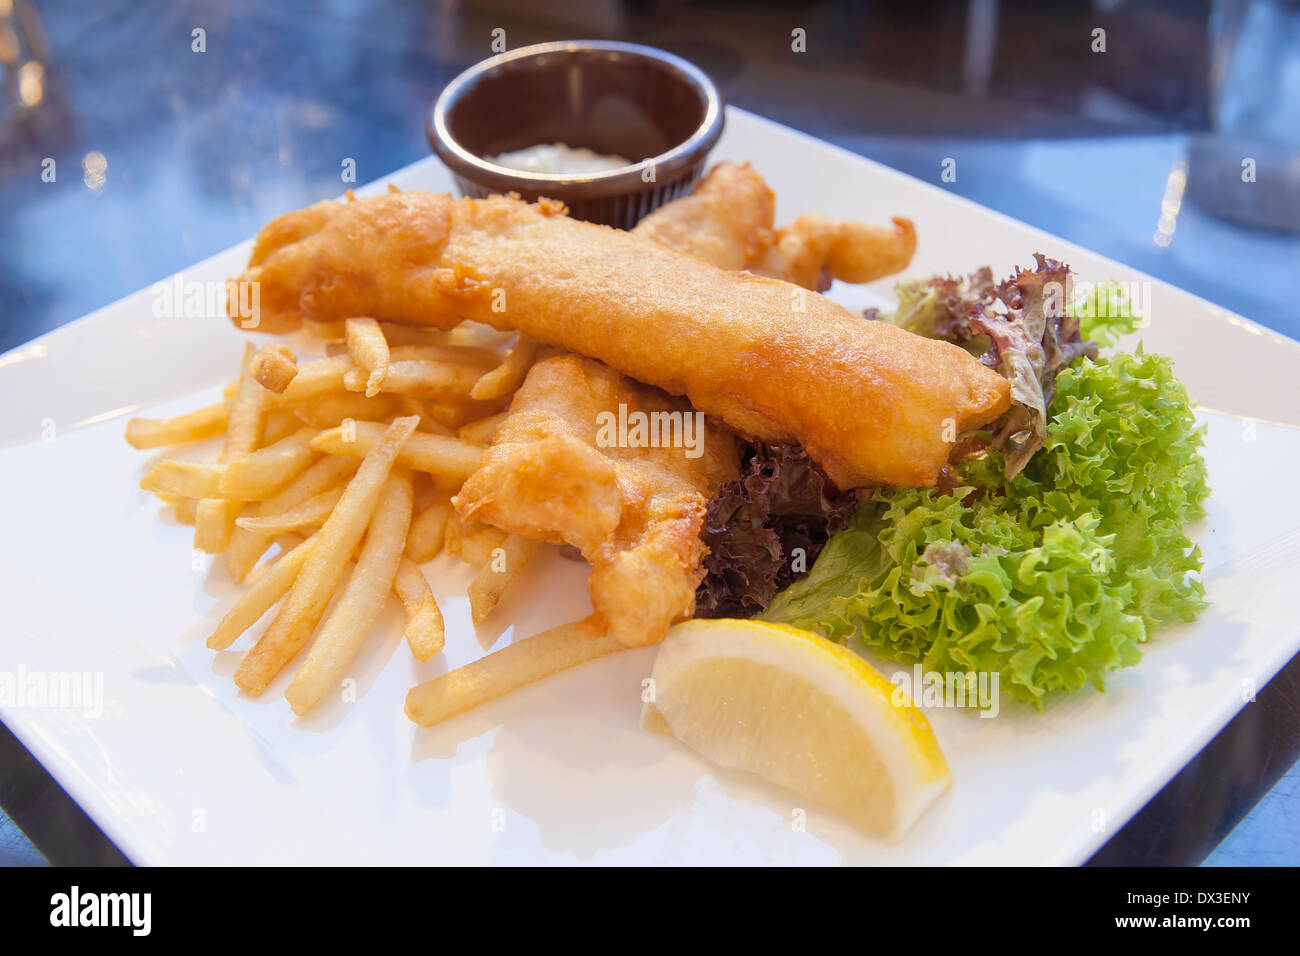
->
(454, 354, 739, 647)
(231, 191, 1010, 489)
(632, 162, 776, 272)
(757, 214, 918, 291)
(634, 162, 917, 291)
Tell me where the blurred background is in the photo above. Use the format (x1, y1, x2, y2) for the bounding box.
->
(1, 0, 1298, 865)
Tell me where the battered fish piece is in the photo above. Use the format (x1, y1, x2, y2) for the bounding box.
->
(633, 162, 916, 290)
(757, 214, 918, 292)
(632, 162, 776, 272)
(231, 191, 1009, 489)
(454, 354, 739, 647)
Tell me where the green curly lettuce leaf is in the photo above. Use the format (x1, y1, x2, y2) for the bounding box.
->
(1067, 280, 1146, 350)
(761, 346, 1209, 707)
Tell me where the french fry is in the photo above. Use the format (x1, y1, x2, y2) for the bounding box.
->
(394, 396, 457, 436)
(404, 618, 624, 727)
(345, 317, 390, 398)
(263, 356, 352, 408)
(234, 484, 344, 535)
(387, 343, 503, 367)
(379, 320, 512, 349)
(310, 420, 484, 480)
(343, 358, 487, 401)
(471, 334, 538, 400)
(141, 460, 225, 499)
(195, 343, 265, 553)
(261, 410, 304, 447)
(283, 468, 414, 715)
(233, 416, 417, 696)
(450, 321, 513, 348)
(457, 411, 508, 445)
(207, 535, 316, 650)
(291, 392, 402, 429)
(405, 493, 453, 563)
(373, 322, 440, 348)
(226, 455, 359, 583)
(467, 534, 539, 625)
(142, 435, 321, 502)
(125, 401, 228, 449)
(393, 557, 444, 661)
(191, 495, 237, 550)
(251, 344, 299, 394)
(442, 514, 464, 557)
(173, 497, 198, 525)
(219, 427, 319, 498)
(430, 473, 463, 492)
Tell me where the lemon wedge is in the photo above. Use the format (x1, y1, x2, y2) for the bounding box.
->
(642, 618, 951, 839)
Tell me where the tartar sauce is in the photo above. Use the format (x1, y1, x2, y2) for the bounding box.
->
(487, 143, 633, 174)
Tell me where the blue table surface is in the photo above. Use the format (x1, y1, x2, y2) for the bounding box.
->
(1, 0, 1296, 866)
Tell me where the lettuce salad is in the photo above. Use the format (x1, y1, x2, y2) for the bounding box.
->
(754, 262, 1210, 707)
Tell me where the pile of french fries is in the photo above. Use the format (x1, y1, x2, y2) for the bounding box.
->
(127, 319, 621, 721)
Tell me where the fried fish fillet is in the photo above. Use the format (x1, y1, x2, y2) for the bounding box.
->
(631, 162, 776, 272)
(633, 162, 917, 291)
(758, 214, 918, 291)
(454, 353, 739, 647)
(231, 191, 1009, 489)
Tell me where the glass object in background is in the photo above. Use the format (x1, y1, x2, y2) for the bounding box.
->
(1186, 0, 1300, 232)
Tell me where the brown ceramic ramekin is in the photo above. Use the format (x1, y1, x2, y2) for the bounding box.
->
(428, 40, 725, 229)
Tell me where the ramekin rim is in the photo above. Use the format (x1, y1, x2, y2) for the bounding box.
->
(429, 40, 724, 187)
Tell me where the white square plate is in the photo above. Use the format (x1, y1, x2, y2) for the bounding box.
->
(4, 108, 1300, 865)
